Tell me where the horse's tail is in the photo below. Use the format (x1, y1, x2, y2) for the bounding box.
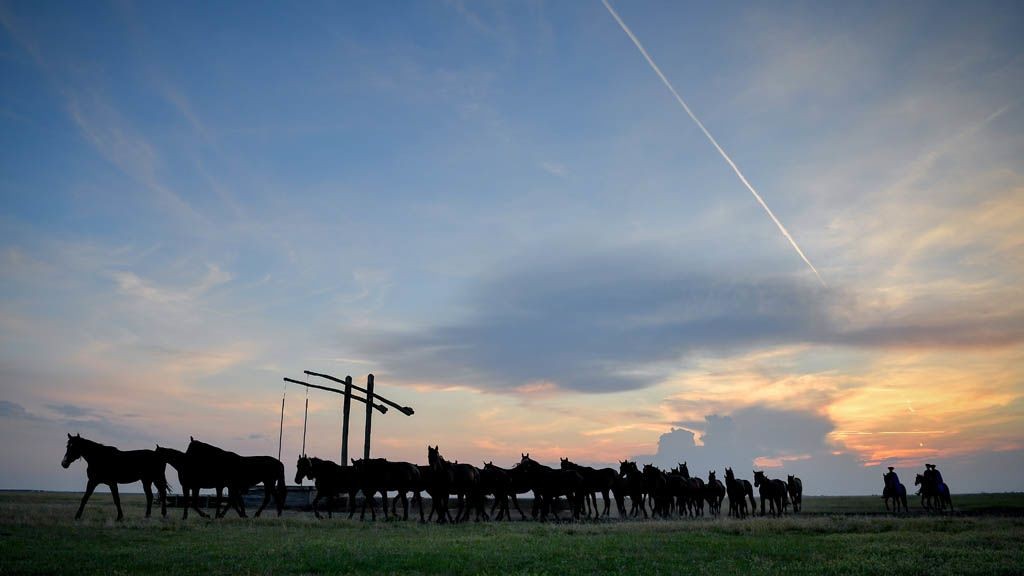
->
(158, 476, 173, 495)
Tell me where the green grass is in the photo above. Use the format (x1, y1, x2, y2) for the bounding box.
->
(1, 492, 1022, 575)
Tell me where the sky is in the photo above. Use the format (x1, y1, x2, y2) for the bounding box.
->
(1, 0, 1022, 495)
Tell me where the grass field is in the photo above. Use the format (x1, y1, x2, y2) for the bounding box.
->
(1, 492, 1022, 575)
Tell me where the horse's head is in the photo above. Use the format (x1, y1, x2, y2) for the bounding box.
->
(753, 470, 766, 487)
(708, 470, 717, 482)
(787, 475, 795, 483)
(680, 461, 690, 477)
(519, 453, 536, 469)
(915, 473, 924, 486)
(619, 460, 637, 477)
(725, 467, 734, 480)
(295, 455, 312, 484)
(62, 433, 83, 469)
(559, 457, 570, 469)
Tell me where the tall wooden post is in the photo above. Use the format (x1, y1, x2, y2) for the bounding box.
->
(363, 373, 374, 460)
(341, 375, 352, 466)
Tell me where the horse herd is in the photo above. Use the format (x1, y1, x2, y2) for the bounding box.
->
(61, 433, 950, 523)
(61, 433, 808, 522)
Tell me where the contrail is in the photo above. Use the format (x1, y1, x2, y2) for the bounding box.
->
(601, 0, 826, 287)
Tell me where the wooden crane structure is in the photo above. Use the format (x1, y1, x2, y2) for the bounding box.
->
(279, 371, 414, 466)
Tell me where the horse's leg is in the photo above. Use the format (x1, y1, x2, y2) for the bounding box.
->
(110, 483, 124, 521)
(511, 494, 527, 520)
(74, 479, 99, 520)
(157, 480, 167, 518)
(143, 481, 154, 518)
(311, 493, 323, 519)
(191, 488, 209, 519)
(255, 483, 272, 518)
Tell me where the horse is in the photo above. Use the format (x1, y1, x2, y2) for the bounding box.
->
(664, 467, 690, 518)
(397, 464, 435, 522)
(186, 437, 286, 518)
(484, 463, 530, 520)
(678, 462, 705, 517)
(640, 464, 671, 518)
(753, 470, 788, 517)
(154, 445, 239, 520)
(882, 468, 908, 513)
(295, 455, 359, 519)
(724, 467, 751, 518)
(481, 462, 514, 521)
(923, 465, 953, 511)
(705, 470, 726, 517)
(61, 434, 170, 521)
(427, 446, 486, 523)
(519, 454, 583, 521)
(618, 460, 647, 519)
(915, 472, 953, 512)
(786, 475, 803, 513)
(351, 458, 421, 521)
(560, 458, 618, 519)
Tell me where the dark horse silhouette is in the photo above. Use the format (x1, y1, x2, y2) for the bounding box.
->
(786, 475, 803, 513)
(753, 470, 789, 517)
(642, 464, 671, 518)
(155, 445, 239, 520)
(705, 470, 726, 517)
(916, 467, 953, 512)
(62, 433, 170, 521)
(186, 437, 286, 517)
(351, 458, 421, 521)
(519, 454, 583, 521)
(560, 458, 618, 519)
(882, 467, 908, 513)
(677, 462, 705, 517)
(484, 462, 530, 520)
(724, 467, 756, 518)
(618, 460, 647, 519)
(481, 462, 514, 521)
(427, 446, 486, 523)
(295, 455, 359, 519)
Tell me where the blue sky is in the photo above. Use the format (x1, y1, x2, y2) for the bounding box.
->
(1, 0, 1023, 493)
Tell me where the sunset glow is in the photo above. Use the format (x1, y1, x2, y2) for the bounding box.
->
(1, 1, 1022, 494)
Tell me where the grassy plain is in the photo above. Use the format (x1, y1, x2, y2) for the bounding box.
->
(1, 492, 1022, 575)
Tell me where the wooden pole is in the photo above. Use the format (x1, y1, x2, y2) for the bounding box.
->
(341, 375, 352, 466)
(363, 374, 374, 460)
(301, 395, 309, 456)
(277, 393, 285, 461)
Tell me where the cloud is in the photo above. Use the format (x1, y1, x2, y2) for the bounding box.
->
(0, 401, 45, 421)
(111, 263, 231, 305)
(540, 161, 568, 178)
(631, 404, 1024, 494)
(348, 250, 1024, 394)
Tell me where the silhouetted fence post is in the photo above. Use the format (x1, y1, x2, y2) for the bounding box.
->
(341, 375, 352, 466)
(363, 374, 374, 460)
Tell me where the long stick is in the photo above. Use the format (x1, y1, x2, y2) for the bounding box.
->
(363, 373, 374, 460)
(304, 370, 414, 416)
(341, 376, 352, 466)
(282, 378, 387, 413)
(301, 396, 309, 456)
(277, 392, 285, 461)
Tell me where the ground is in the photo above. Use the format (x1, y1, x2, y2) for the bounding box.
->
(1, 492, 1022, 575)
